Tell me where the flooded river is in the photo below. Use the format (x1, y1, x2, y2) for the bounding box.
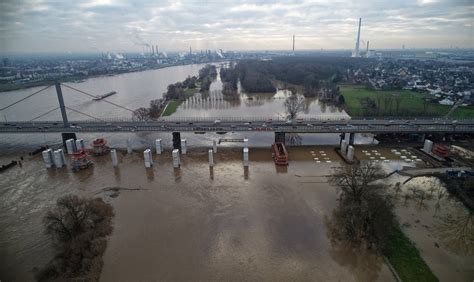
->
(0, 147, 395, 282)
(0, 63, 360, 153)
(1, 144, 473, 281)
(1, 65, 472, 281)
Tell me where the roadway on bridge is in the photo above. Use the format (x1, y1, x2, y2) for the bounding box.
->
(1, 118, 473, 134)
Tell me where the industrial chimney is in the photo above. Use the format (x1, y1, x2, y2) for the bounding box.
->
(366, 41, 369, 58)
(292, 35, 295, 53)
(352, 18, 362, 57)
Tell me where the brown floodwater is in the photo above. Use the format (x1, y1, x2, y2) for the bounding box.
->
(1, 146, 396, 282)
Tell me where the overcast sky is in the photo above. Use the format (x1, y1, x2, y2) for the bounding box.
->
(0, 0, 472, 53)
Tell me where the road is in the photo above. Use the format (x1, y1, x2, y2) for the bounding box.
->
(1, 117, 473, 134)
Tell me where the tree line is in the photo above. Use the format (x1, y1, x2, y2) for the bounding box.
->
(198, 64, 217, 92)
(233, 57, 357, 105)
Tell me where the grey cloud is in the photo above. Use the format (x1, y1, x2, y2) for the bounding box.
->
(0, 0, 472, 53)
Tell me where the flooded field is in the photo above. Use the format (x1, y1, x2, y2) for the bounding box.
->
(386, 175, 474, 281)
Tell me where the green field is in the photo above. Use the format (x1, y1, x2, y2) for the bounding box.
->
(161, 100, 181, 116)
(384, 227, 438, 282)
(161, 87, 198, 117)
(340, 85, 474, 118)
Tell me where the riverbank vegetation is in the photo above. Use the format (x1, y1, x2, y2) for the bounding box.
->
(34, 195, 114, 281)
(220, 62, 239, 97)
(437, 175, 474, 211)
(384, 227, 438, 282)
(132, 74, 199, 120)
(340, 84, 474, 118)
(234, 58, 346, 106)
(198, 64, 217, 92)
(328, 162, 438, 281)
(328, 162, 396, 248)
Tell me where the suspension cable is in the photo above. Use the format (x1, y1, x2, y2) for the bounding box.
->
(61, 83, 134, 112)
(29, 107, 60, 121)
(0, 85, 52, 111)
(65, 106, 106, 122)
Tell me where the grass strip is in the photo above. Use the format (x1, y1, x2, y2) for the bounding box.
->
(384, 227, 438, 282)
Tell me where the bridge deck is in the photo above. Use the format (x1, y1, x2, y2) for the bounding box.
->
(1, 118, 473, 134)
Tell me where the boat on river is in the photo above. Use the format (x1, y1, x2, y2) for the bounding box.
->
(272, 142, 288, 165)
(93, 91, 117, 101)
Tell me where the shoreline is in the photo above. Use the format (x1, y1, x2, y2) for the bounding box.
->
(0, 60, 228, 93)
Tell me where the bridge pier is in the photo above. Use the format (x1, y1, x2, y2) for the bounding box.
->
(349, 133, 355, 145)
(172, 132, 181, 151)
(275, 132, 286, 144)
(418, 133, 426, 143)
(339, 133, 345, 147)
(61, 133, 76, 151)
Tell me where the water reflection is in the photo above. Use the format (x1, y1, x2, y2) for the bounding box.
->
(324, 215, 386, 282)
(243, 166, 249, 180)
(173, 66, 348, 119)
(286, 133, 302, 146)
(113, 167, 121, 180)
(435, 203, 474, 256)
(146, 167, 154, 181)
(209, 166, 214, 180)
(173, 167, 182, 183)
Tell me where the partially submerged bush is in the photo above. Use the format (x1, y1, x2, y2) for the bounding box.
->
(35, 195, 114, 281)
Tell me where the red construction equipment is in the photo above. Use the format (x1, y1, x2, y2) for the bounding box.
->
(90, 138, 110, 156)
(432, 144, 449, 158)
(272, 142, 289, 165)
(71, 150, 93, 172)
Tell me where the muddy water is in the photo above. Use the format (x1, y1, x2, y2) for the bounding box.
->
(385, 175, 474, 281)
(0, 147, 395, 282)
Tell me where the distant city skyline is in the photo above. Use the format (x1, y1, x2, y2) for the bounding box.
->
(0, 0, 473, 53)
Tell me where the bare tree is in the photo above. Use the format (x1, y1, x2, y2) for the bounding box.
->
(149, 99, 163, 119)
(436, 205, 474, 255)
(284, 93, 305, 120)
(36, 195, 114, 281)
(132, 107, 151, 121)
(329, 161, 386, 204)
(328, 162, 396, 249)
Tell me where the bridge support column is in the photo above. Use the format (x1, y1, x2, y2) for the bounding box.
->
(61, 133, 76, 151)
(339, 133, 345, 147)
(275, 132, 286, 144)
(418, 133, 426, 143)
(349, 133, 355, 145)
(55, 82, 69, 128)
(172, 132, 181, 151)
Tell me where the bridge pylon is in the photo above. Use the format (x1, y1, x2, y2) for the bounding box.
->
(275, 132, 286, 144)
(55, 82, 69, 128)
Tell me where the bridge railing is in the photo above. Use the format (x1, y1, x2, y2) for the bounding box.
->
(6, 116, 473, 124)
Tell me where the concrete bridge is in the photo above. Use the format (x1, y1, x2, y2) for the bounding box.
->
(1, 117, 473, 147)
(1, 83, 473, 147)
(1, 117, 473, 134)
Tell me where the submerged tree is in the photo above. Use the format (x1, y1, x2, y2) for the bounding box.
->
(328, 162, 396, 249)
(35, 195, 114, 281)
(132, 107, 151, 121)
(284, 92, 305, 120)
